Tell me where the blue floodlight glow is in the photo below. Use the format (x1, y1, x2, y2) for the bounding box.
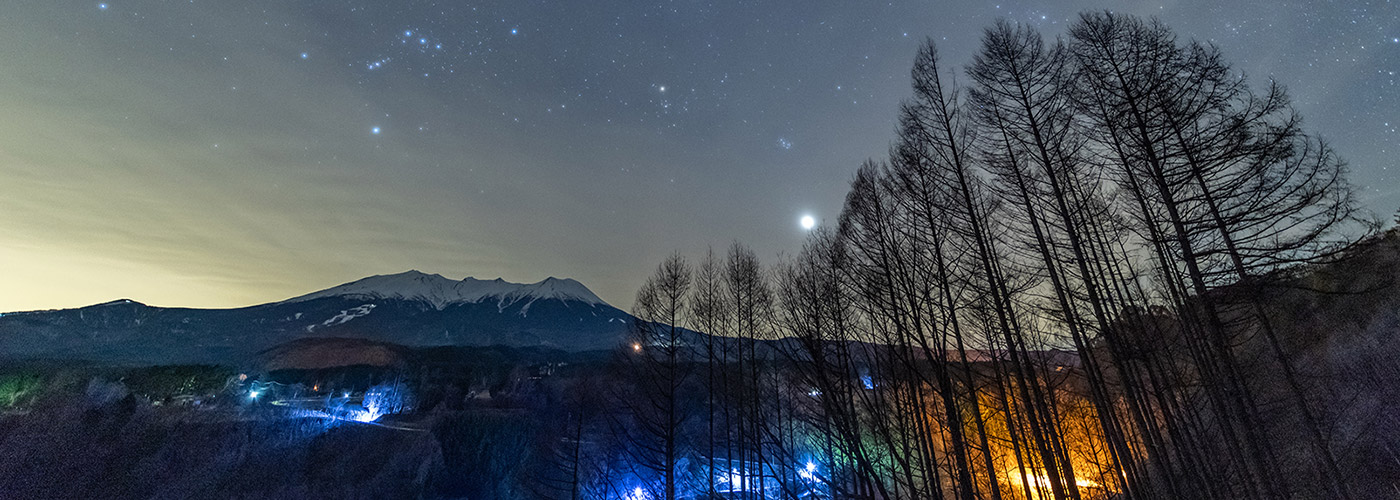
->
(248, 390, 260, 399)
(347, 408, 382, 422)
(624, 486, 649, 500)
(725, 469, 746, 491)
(799, 461, 818, 481)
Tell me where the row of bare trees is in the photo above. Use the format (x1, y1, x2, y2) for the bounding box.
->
(553, 12, 1369, 500)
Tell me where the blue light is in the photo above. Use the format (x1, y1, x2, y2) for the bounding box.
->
(510, 28, 519, 35)
(404, 30, 412, 37)
(724, 469, 747, 492)
(98, 3, 108, 10)
(348, 409, 381, 422)
(371, 126, 381, 135)
(248, 390, 260, 399)
(300, 52, 308, 59)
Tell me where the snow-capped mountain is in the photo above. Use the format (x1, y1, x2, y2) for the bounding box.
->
(286, 271, 605, 311)
(0, 271, 635, 364)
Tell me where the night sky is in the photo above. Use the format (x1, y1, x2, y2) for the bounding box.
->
(1, 0, 1395, 311)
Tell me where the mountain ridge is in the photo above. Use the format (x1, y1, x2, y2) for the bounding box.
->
(0, 271, 635, 364)
(284, 270, 607, 311)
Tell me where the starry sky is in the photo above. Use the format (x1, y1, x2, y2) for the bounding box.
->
(0, 0, 1395, 312)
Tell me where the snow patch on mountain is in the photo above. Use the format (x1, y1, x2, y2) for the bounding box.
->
(285, 271, 606, 310)
(307, 304, 375, 332)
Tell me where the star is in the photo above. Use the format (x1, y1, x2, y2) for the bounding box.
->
(371, 126, 381, 135)
(299, 52, 309, 60)
(97, 3, 108, 10)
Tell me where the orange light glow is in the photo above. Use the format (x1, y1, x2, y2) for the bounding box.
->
(1005, 470, 1103, 490)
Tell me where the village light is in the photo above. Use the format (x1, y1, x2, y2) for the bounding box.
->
(248, 390, 260, 399)
(632, 343, 642, 352)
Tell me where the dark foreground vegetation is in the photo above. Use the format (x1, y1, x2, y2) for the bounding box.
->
(0, 348, 606, 500)
(2, 12, 1394, 500)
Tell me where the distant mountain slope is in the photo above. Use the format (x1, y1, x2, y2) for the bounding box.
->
(255, 337, 410, 372)
(0, 271, 634, 364)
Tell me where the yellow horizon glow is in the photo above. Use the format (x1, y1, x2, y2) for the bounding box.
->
(0, 243, 291, 312)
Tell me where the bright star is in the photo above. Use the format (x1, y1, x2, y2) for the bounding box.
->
(658, 85, 666, 92)
(371, 126, 381, 135)
(98, 3, 108, 10)
(404, 30, 412, 36)
(299, 52, 308, 59)
(511, 28, 519, 35)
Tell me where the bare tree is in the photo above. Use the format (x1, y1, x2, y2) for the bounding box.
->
(619, 253, 693, 500)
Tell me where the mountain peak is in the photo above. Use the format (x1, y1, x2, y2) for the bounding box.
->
(285, 271, 606, 309)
